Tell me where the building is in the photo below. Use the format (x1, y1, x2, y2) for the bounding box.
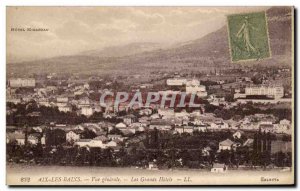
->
(15, 134, 39, 145)
(83, 83, 90, 89)
(105, 140, 118, 148)
(123, 114, 136, 125)
(148, 161, 158, 170)
(6, 132, 21, 144)
(149, 119, 173, 131)
(74, 139, 92, 147)
(259, 124, 274, 133)
(197, 91, 208, 98)
(186, 79, 200, 86)
(209, 121, 229, 130)
(219, 139, 234, 151)
(280, 119, 291, 125)
(139, 116, 151, 124)
(38, 99, 51, 107)
(235, 86, 284, 99)
(245, 86, 284, 99)
(75, 136, 116, 149)
(66, 130, 81, 143)
(116, 122, 127, 129)
(274, 120, 291, 134)
(233, 130, 243, 139)
(139, 108, 152, 116)
(194, 124, 207, 132)
(175, 125, 194, 134)
(202, 146, 211, 156)
(122, 127, 137, 134)
(186, 84, 207, 97)
(92, 135, 109, 142)
(81, 106, 94, 116)
(57, 97, 68, 103)
(158, 108, 175, 118)
(115, 122, 136, 134)
(32, 126, 43, 133)
(7, 98, 21, 104)
(78, 98, 91, 108)
(9, 78, 36, 88)
(107, 134, 124, 141)
(243, 138, 254, 148)
(150, 113, 160, 119)
(166, 78, 187, 86)
(271, 141, 292, 154)
(58, 105, 72, 113)
(211, 163, 227, 173)
(208, 95, 226, 106)
(88, 136, 108, 148)
(74, 125, 85, 131)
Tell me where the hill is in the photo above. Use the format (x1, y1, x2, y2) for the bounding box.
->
(7, 7, 292, 76)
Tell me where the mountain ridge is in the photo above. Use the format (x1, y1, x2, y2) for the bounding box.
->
(7, 7, 292, 76)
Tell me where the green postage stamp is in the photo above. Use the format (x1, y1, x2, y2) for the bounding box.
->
(227, 11, 271, 62)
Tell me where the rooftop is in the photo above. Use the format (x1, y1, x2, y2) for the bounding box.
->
(219, 139, 234, 146)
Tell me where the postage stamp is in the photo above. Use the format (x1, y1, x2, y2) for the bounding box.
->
(227, 11, 271, 62)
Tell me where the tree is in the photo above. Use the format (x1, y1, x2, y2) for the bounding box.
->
(81, 128, 97, 139)
(45, 128, 66, 146)
(218, 150, 231, 164)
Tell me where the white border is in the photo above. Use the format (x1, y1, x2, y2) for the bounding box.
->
(0, 0, 298, 190)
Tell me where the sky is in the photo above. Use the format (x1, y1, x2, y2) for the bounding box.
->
(7, 6, 269, 63)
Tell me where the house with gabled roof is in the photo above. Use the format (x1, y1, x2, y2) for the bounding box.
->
(116, 122, 127, 129)
(66, 130, 82, 143)
(74, 139, 92, 147)
(233, 130, 243, 139)
(219, 139, 234, 151)
(211, 163, 227, 173)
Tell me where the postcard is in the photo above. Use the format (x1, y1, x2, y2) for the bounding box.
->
(6, 6, 294, 185)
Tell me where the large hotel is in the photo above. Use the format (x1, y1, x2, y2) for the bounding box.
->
(234, 86, 285, 100)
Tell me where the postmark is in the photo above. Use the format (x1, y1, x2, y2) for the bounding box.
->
(227, 11, 271, 62)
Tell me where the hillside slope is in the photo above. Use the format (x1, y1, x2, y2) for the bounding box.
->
(7, 7, 292, 76)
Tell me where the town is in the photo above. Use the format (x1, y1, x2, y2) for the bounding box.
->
(6, 65, 292, 172)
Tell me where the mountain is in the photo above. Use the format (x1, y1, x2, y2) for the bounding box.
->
(79, 42, 163, 58)
(7, 7, 292, 76)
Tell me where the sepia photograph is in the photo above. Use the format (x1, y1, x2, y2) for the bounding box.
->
(5, 6, 294, 185)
